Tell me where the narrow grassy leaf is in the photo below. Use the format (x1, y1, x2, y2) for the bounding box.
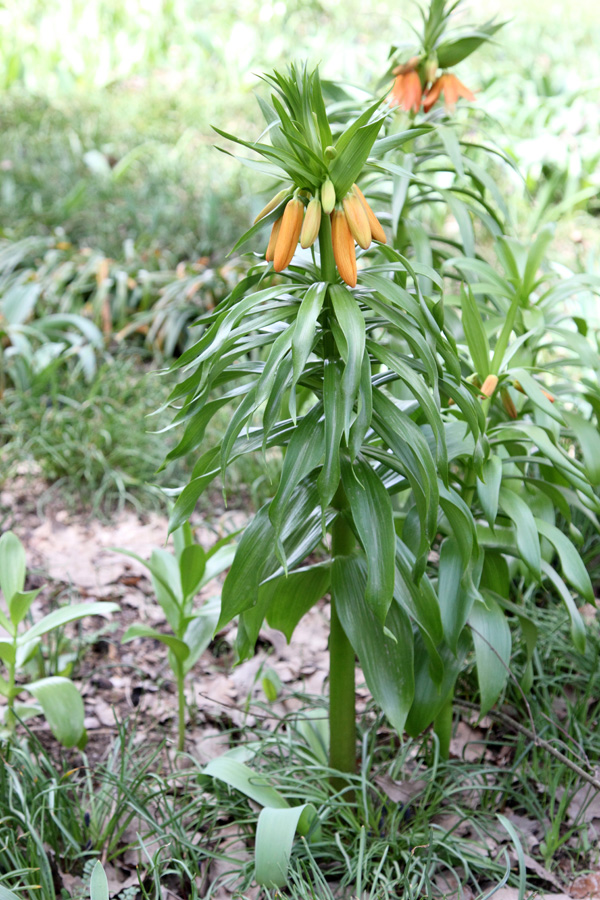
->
(563, 410, 600, 484)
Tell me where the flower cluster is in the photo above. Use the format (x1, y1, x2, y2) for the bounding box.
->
(391, 59, 474, 114)
(257, 179, 387, 288)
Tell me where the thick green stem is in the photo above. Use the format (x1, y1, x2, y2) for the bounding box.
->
(329, 503, 357, 789)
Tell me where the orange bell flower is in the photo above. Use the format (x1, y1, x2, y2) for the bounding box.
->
(390, 69, 423, 113)
(423, 73, 475, 113)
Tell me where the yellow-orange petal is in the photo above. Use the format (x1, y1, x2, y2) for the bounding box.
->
(331, 209, 357, 288)
(342, 191, 371, 250)
(480, 374, 498, 398)
(273, 198, 304, 272)
(353, 184, 387, 244)
(265, 216, 283, 262)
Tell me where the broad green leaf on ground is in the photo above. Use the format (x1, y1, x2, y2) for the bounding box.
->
(203, 758, 288, 809)
(255, 804, 320, 888)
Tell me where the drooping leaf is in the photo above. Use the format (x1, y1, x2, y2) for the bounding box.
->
(255, 804, 320, 888)
(469, 595, 511, 715)
(332, 555, 414, 733)
(341, 455, 395, 623)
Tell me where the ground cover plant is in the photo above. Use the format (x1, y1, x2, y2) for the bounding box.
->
(1, 0, 600, 898)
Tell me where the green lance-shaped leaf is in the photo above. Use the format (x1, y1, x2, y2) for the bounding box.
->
(522, 224, 555, 298)
(469, 595, 511, 715)
(541, 561, 586, 653)
(534, 518, 594, 605)
(269, 404, 325, 540)
(8, 589, 39, 628)
(330, 284, 365, 441)
(0, 887, 22, 900)
(22, 601, 119, 643)
(563, 410, 600, 484)
(329, 97, 387, 198)
(332, 555, 414, 734)
(0, 531, 26, 606)
(459, 284, 490, 380)
(90, 861, 109, 900)
(367, 341, 447, 476)
(27, 676, 85, 748)
(219, 482, 333, 631)
(349, 349, 373, 459)
(182, 608, 220, 674)
(265, 563, 331, 642)
(477, 455, 502, 527)
(121, 624, 190, 663)
(498, 487, 541, 580)
(438, 483, 477, 569)
(509, 367, 562, 424)
(236, 561, 330, 660)
(341, 455, 395, 623)
(256, 804, 320, 888)
(405, 631, 470, 738)
(317, 359, 345, 512)
(179, 544, 207, 603)
(291, 282, 327, 390)
(372, 389, 438, 555)
(435, 21, 505, 68)
(438, 538, 475, 654)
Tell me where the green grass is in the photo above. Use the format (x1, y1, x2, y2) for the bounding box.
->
(2, 597, 600, 900)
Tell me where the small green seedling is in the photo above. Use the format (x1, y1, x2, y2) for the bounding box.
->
(115, 522, 236, 751)
(0, 531, 119, 748)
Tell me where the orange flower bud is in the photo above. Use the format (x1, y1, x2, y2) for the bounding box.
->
(321, 178, 336, 215)
(331, 209, 357, 288)
(501, 389, 518, 419)
(342, 190, 372, 250)
(254, 188, 289, 224)
(480, 374, 498, 398)
(353, 184, 387, 244)
(300, 197, 322, 249)
(273, 198, 304, 272)
(265, 216, 283, 262)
